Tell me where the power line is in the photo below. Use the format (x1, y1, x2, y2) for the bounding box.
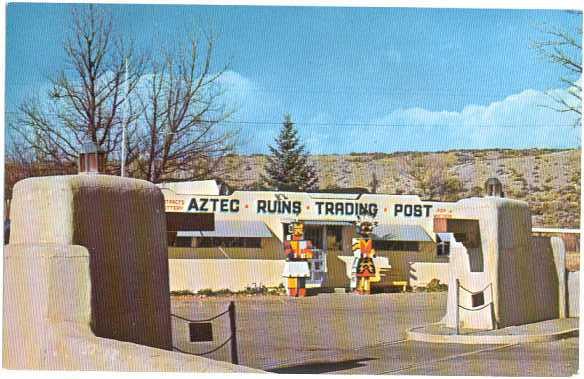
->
(216, 120, 579, 128)
(6, 80, 573, 98)
(5, 110, 580, 128)
(4, 111, 578, 129)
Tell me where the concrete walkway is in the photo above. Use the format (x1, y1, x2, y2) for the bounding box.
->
(407, 318, 579, 344)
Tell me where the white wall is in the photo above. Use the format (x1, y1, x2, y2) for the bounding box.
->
(169, 259, 286, 291)
(568, 271, 579, 318)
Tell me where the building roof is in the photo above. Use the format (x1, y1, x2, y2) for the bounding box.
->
(532, 227, 581, 234)
(177, 220, 273, 238)
(158, 180, 220, 195)
(372, 224, 433, 242)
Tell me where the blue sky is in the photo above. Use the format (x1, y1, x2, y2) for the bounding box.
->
(6, 4, 582, 154)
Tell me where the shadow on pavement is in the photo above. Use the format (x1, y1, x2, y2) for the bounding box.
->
(267, 358, 377, 374)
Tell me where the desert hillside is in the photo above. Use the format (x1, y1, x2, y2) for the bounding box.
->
(221, 148, 581, 228)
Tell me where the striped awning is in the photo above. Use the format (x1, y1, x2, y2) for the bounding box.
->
(177, 220, 273, 238)
(372, 224, 432, 242)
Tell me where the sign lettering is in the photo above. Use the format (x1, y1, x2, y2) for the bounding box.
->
(315, 201, 378, 217)
(257, 200, 302, 214)
(187, 198, 240, 213)
(181, 196, 433, 219)
(394, 204, 433, 217)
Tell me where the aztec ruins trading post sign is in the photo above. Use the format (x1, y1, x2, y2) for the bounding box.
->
(180, 195, 433, 219)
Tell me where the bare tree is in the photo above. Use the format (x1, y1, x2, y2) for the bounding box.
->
(130, 36, 238, 183)
(533, 13, 582, 126)
(8, 5, 239, 189)
(4, 132, 76, 202)
(11, 5, 144, 173)
(405, 155, 463, 201)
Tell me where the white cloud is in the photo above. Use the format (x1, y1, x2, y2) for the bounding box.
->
(213, 71, 581, 154)
(353, 86, 582, 153)
(216, 70, 257, 106)
(377, 87, 579, 128)
(216, 70, 285, 152)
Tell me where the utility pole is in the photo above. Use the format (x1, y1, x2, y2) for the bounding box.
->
(228, 301, 238, 365)
(121, 58, 128, 177)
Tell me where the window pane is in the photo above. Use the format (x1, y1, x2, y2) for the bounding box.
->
(175, 237, 192, 247)
(437, 241, 450, 256)
(374, 240, 419, 251)
(326, 226, 343, 250)
(195, 237, 262, 248)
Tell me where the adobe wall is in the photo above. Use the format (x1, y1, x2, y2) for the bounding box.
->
(3, 244, 92, 369)
(169, 259, 286, 291)
(442, 197, 565, 329)
(3, 175, 260, 372)
(9, 175, 172, 349)
(168, 238, 286, 291)
(568, 271, 579, 317)
(376, 242, 449, 287)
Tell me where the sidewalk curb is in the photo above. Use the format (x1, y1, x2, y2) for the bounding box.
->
(406, 324, 579, 345)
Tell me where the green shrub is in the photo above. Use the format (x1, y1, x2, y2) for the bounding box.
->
(418, 279, 448, 292)
(239, 284, 269, 295)
(171, 289, 195, 296)
(469, 186, 483, 197)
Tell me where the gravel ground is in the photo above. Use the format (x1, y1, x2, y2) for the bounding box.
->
(170, 292, 578, 375)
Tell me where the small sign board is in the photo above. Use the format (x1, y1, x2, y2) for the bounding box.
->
(189, 322, 213, 342)
(471, 292, 485, 308)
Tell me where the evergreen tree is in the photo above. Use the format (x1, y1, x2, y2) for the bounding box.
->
(262, 114, 319, 191)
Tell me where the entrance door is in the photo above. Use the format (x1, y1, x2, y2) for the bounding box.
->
(304, 225, 324, 249)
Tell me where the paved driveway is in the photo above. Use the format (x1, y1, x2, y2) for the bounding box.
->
(171, 293, 578, 376)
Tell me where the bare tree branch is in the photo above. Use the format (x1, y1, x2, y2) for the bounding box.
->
(11, 5, 145, 174)
(130, 33, 239, 183)
(532, 15, 582, 126)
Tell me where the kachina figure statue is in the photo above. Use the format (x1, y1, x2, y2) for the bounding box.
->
(351, 219, 378, 294)
(282, 221, 313, 297)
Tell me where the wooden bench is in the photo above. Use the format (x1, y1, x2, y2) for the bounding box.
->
(392, 281, 408, 292)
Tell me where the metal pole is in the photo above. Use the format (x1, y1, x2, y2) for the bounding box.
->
(455, 279, 460, 335)
(228, 301, 238, 365)
(490, 284, 496, 330)
(121, 58, 128, 177)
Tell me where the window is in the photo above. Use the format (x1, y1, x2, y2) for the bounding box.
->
(453, 233, 467, 244)
(174, 237, 193, 247)
(197, 237, 262, 248)
(437, 241, 450, 256)
(472, 292, 485, 308)
(374, 240, 419, 251)
(304, 226, 324, 249)
(326, 226, 343, 250)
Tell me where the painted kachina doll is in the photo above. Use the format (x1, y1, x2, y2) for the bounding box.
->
(282, 221, 313, 297)
(351, 220, 378, 295)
